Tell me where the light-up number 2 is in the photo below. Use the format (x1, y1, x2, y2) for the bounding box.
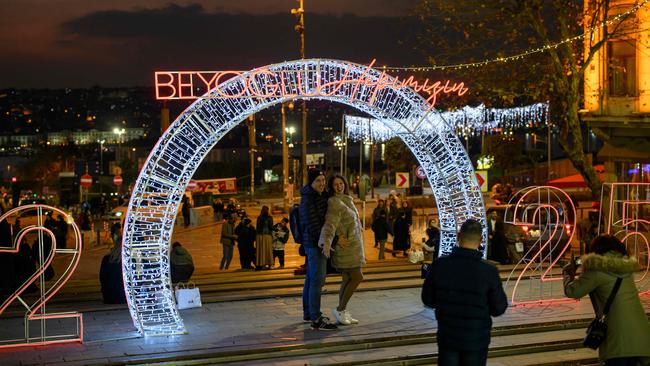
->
(504, 186, 577, 306)
(0, 205, 83, 348)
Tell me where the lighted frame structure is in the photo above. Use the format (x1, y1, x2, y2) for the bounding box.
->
(0, 205, 83, 347)
(599, 183, 650, 295)
(503, 186, 576, 306)
(124, 59, 486, 335)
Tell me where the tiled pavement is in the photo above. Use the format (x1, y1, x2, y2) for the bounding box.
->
(2, 281, 645, 365)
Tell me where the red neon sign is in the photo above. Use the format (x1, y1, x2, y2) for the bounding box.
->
(154, 59, 468, 108)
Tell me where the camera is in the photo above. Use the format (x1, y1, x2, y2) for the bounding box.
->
(572, 255, 582, 266)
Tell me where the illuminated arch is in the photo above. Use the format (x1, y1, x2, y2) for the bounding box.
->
(123, 59, 486, 335)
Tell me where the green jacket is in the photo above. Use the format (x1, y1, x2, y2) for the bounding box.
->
(170, 245, 194, 267)
(564, 252, 650, 362)
(220, 221, 237, 246)
(318, 193, 365, 270)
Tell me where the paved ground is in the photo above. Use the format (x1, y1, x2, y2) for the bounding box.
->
(56, 208, 432, 282)
(5, 282, 640, 365)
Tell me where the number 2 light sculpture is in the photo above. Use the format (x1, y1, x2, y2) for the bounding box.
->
(0, 205, 82, 347)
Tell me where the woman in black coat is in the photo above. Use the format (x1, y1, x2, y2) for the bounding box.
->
(392, 211, 410, 257)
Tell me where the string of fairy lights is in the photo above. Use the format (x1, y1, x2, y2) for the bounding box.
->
(345, 103, 550, 142)
(382, 0, 649, 72)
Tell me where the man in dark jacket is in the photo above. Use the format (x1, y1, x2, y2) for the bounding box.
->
(300, 168, 337, 330)
(422, 219, 508, 365)
(371, 211, 392, 260)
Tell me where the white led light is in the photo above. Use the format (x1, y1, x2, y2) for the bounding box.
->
(124, 59, 486, 336)
(345, 103, 549, 142)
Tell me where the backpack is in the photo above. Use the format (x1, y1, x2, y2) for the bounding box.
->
(289, 204, 302, 244)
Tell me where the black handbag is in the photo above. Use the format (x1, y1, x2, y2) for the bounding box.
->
(583, 277, 622, 349)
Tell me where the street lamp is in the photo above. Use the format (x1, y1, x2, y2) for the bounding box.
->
(113, 127, 125, 161)
(286, 126, 296, 148)
(334, 135, 346, 175)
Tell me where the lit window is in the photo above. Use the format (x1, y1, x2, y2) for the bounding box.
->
(607, 40, 636, 96)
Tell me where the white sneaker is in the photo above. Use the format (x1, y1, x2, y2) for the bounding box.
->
(343, 310, 359, 324)
(332, 308, 351, 325)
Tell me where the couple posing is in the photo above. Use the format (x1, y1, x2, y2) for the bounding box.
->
(301, 168, 365, 330)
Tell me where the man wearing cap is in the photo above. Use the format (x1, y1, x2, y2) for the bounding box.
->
(300, 168, 337, 330)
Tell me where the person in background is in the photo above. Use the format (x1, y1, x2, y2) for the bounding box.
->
(371, 199, 387, 248)
(371, 211, 392, 260)
(400, 200, 413, 227)
(55, 215, 68, 249)
(255, 206, 274, 270)
(213, 198, 224, 222)
(236, 217, 256, 270)
(392, 211, 410, 257)
(563, 235, 650, 366)
(110, 221, 122, 247)
(99, 239, 127, 304)
(487, 210, 508, 264)
(181, 195, 191, 228)
(319, 174, 365, 326)
(425, 218, 441, 259)
(219, 214, 237, 270)
(271, 218, 290, 269)
(422, 219, 508, 365)
(170, 241, 194, 283)
(387, 195, 399, 227)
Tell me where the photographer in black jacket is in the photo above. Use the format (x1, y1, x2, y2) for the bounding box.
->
(422, 219, 508, 365)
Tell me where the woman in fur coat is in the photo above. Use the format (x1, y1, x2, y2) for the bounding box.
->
(563, 235, 650, 366)
(319, 174, 365, 326)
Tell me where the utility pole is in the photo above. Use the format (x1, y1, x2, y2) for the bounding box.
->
(546, 121, 552, 182)
(292, 0, 307, 186)
(369, 127, 375, 199)
(248, 115, 256, 202)
(281, 104, 289, 212)
(98, 139, 105, 198)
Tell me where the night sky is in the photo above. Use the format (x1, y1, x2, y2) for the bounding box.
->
(0, 0, 424, 88)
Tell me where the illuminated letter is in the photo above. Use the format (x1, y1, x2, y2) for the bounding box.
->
(248, 69, 279, 98)
(177, 72, 195, 99)
(214, 71, 247, 98)
(155, 72, 177, 100)
(197, 72, 219, 92)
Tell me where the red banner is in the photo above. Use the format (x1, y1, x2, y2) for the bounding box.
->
(187, 178, 237, 195)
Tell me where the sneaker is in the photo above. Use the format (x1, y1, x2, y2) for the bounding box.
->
(303, 316, 311, 323)
(343, 310, 359, 324)
(332, 308, 351, 325)
(311, 316, 338, 330)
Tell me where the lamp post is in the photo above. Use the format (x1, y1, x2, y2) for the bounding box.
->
(281, 103, 296, 212)
(291, 0, 307, 186)
(248, 115, 256, 202)
(98, 139, 105, 197)
(113, 127, 125, 161)
(281, 104, 288, 211)
(284, 126, 296, 185)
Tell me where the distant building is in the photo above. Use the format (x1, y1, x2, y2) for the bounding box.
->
(46, 128, 145, 146)
(582, 0, 650, 182)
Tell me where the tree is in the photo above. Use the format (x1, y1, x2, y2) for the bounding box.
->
(414, 0, 638, 198)
(382, 137, 418, 172)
